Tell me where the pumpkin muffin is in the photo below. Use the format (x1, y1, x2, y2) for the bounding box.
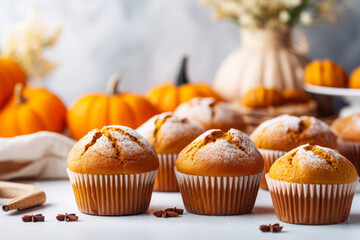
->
(266, 144, 357, 225)
(250, 114, 337, 189)
(175, 129, 264, 215)
(67, 125, 159, 216)
(174, 97, 246, 132)
(332, 113, 360, 176)
(137, 112, 205, 192)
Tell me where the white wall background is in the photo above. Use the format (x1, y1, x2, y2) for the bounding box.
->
(1, 0, 360, 105)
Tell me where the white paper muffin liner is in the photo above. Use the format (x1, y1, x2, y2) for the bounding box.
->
(266, 174, 357, 225)
(67, 168, 157, 216)
(258, 149, 287, 190)
(337, 140, 360, 177)
(154, 154, 179, 192)
(175, 169, 262, 215)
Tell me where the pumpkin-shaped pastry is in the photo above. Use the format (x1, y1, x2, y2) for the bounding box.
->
(242, 86, 284, 108)
(146, 57, 223, 112)
(68, 75, 159, 140)
(349, 67, 360, 89)
(282, 89, 310, 103)
(304, 59, 347, 88)
(0, 58, 27, 107)
(0, 84, 66, 137)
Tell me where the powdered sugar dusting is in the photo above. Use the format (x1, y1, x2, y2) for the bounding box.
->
(195, 139, 250, 164)
(193, 129, 220, 142)
(305, 116, 333, 137)
(254, 114, 302, 133)
(88, 134, 117, 157)
(174, 98, 213, 123)
(192, 128, 262, 164)
(136, 112, 205, 142)
(136, 112, 172, 139)
(174, 97, 243, 129)
(253, 114, 333, 137)
(107, 125, 155, 155)
(78, 129, 99, 146)
(228, 128, 259, 156)
(295, 144, 340, 170)
(349, 114, 360, 129)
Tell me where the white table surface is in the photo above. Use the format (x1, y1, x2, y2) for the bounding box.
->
(1, 180, 360, 240)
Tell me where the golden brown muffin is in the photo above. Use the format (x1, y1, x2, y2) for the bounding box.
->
(68, 125, 159, 175)
(250, 115, 337, 151)
(269, 144, 357, 184)
(331, 113, 360, 142)
(176, 129, 264, 176)
(174, 97, 246, 131)
(136, 112, 205, 154)
(242, 86, 284, 108)
(282, 89, 310, 103)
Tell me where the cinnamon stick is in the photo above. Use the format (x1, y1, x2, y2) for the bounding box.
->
(0, 181, 46, 212)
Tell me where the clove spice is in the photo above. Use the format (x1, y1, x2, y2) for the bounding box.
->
(22, 214, 45, 222)
(56, 213, 79, 222)
(153, 207, 184, 218)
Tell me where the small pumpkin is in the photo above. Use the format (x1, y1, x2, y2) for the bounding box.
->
(146, 57, 223, 112)
(67, 75, 159, 140)
(0, 58, 27, 107)
(349, 67, 360, 89)
(282, 89, 310, 103)
(242, 86, 284, 108)
(0, 83, 66, 137)
(304, 59, 347, 88)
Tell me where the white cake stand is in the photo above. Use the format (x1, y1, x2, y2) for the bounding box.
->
(304, 84, 360, 116)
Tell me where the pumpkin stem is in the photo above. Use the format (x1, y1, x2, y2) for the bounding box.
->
(14, 83, 27, 105)
(176, 56, 189, 86)
(106, 74, 121, 95)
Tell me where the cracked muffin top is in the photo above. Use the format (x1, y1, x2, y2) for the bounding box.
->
(176, 129, 263, 176)
(250, 115, 337, 151)
(331, 113, 360, 142)
(67, 125, 159, 174)
(173, 97, 246, 132)
(136, 112, 205, 154)
(269, 144, 357, 184)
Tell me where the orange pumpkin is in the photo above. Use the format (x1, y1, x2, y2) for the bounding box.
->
(0, 84, 66, 137)
(0, 58, 27, 107)
(146, 57, 223, 112)
(282, 89, 310, 103)
(242, 86, 284, 108)
(349, 67, 360, 89)
(304, 59, 347, 88)
(67, 75, 159, 140)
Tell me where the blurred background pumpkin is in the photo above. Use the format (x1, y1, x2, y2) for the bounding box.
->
(67, 75, 159, 140)
(304, 59, 348, 88)
(146, 57, 223, 112)
(0, 58, 27, 108)
(0, 83, 66, 137)
(349, 67, 360, 89)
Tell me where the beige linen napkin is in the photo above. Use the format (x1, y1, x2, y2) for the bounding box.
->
(0, 131, 76, 180)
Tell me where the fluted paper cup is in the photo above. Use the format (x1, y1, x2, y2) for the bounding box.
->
(154, 154, 179, 192)
(175, 169, 262, 215)
(266, 174, 357, 225)
(258, 149, 287, 190)
(337, 140, 360, 177)
(67, 168, 157, 216)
